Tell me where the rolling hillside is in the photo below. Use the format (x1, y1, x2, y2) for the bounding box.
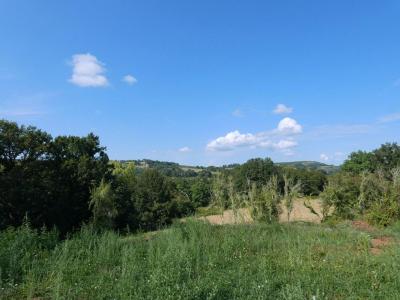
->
(118, 159, 340, 175)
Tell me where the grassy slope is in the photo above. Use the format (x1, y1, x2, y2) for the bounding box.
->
(2, 221, 400, 299)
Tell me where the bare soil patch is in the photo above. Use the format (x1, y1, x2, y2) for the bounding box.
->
(370, 236, 394, 255)
(200, 199, 323, 225)
(279, 199, 322, 223)
(199, 208, 252, 225)
(351, 220, 376, 233)
(351, 221, 395, 255)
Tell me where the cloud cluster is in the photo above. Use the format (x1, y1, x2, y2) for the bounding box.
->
(69, 54, 109, 87)
(206, 117, 302, 155)
(179, 146, 191, 153)
(319, 152, 345, 162)
(69, 53, 137, 88)
(273, 104, 293, 115)
(277, 117, 302, 134)
(123, 74, 137, 85)
(320, 153, 329, 161)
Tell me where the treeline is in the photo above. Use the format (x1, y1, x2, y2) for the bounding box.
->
(0, 120, 330, 234)
(9, 121, 400, 234)
(321, 143, 400, 226)
(0, 120, 110, 234)
(0, 120, 214, 234)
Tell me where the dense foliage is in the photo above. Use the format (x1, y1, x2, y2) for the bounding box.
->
(2, 118, 400, 235)
(0, 120, 213, 234)
(322, 143, 400, 225)
(0, 120, 110, 234)
(342, 143, 400, 174)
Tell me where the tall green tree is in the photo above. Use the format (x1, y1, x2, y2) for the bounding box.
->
(0, 120, 110, 234)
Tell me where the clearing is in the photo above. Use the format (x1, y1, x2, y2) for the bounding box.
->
(199, 198, 323, 225)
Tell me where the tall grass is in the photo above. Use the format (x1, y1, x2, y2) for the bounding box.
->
(1, 221, 400, 299)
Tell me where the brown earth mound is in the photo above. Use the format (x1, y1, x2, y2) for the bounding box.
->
(201, 199, 323, 225)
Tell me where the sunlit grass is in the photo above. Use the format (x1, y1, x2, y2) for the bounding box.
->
(1, 221, 400, 299)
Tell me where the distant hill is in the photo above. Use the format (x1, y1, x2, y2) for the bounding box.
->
(276, 161, 340, 174)
(117, 159, 340, 176)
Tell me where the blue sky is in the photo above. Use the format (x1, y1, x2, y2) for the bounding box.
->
(0, 1, 399, 166)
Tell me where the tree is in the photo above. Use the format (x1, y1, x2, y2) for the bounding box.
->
(90, 179, 117, 230)
(320, 173, 361, 220)
(342, 151, 375, 174)
(233, 158, 277, 190)
(112, 162, 138, 231)
(373, 143, 400, 173)
(283, 175, 302, 222)
(133, 169, 175, 230)
(342, 143, 400, 174)
(190, 178, 211, 207)
(248, 176, 282, 223)
(0, 120, 110, 234)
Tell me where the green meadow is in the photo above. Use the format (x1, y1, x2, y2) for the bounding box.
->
(2, 220, 400, 300)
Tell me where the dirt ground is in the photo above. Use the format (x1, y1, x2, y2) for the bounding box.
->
(350, 220, 395, 255)
(200, 199, 323, 225)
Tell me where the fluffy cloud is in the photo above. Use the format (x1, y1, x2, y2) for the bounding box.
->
(273, 104, 293, 115)
(69, 53, 108, 87)
(123, 74, 137, 85)
(206, 130, 257, 151)
(277, 117, 302, 134)
(179, 146, 191, 153)
(320, 154, 329, 161)
(273, 139, 298, 150)
(206, 118, 302, 154)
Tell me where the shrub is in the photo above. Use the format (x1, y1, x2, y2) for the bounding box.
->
(320, 172, 360, 220)
(366, 168, 400, 226)
(248, 176, 282, 223)
(0, 223, 58, 287)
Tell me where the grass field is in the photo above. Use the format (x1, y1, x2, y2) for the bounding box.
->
(2, 220, 400, 299)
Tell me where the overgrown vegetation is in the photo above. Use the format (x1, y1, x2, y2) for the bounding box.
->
(320, 143, 400, 226)
(2, 221, 400, 299)
(2, 119, 400, 298)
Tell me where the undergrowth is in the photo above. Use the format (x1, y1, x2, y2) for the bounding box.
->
(1, 221, 400, 299)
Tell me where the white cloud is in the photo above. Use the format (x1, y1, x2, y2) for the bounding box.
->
(320, 154, 329, 161)
(261, 139, 298, 156)
(206, 118, 302, 153)
(123, 74, 137, 85)
(273, 139, 298, 150)
(206, 130, 257, 151)
(273, 104, 293, 115)
(69, 53, 109, 87)
(277, 117, 302, 134)
(378, 112, 400, 123)
(232, 108, 243, 117)
(179, 146, 191, 153)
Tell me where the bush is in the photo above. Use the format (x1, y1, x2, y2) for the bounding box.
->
(248, 176, 282, 223)
(0, 223, 58, 287)
(365, 168, 400, 226)
(320, 172, 360, 220)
